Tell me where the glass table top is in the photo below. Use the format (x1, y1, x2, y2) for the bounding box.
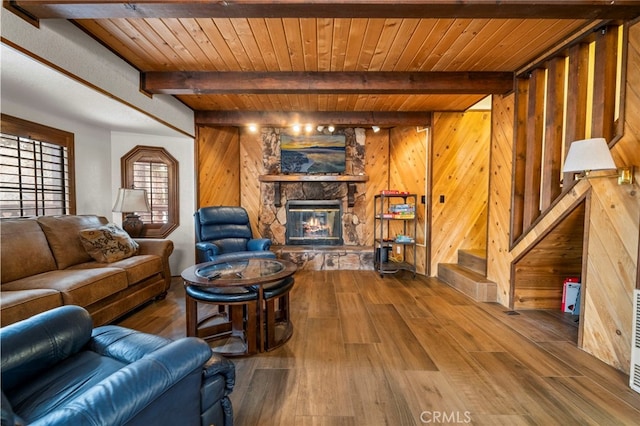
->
(194, 258, 286, 282)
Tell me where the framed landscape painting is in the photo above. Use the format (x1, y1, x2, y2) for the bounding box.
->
(280, 133, 346, 174)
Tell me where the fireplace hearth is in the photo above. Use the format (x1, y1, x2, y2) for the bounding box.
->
(286, 200, 342, 245)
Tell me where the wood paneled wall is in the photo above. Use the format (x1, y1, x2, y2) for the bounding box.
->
(239, 128, 265, 237)
(580, 22, 640, 371)
(512, 24, 622, 242)
(389, 126, 428, 275)
(430, 111, 491, 274)
(197, 126, 240, 208)
(487, 93, 515, 305)
(512, 202, 586, 310)
(364, 128, 390, 246)
(486, 21, 640, 373)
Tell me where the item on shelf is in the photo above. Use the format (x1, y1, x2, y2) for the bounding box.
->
(383, 212, 415, 219)
(381, 189, 410, 195)
(389, 203, 415, 212)
(386, 203, 416, 219)
(395, 235, 415, 243)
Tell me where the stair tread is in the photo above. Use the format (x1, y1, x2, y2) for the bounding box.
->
(438, 263, 494, 283)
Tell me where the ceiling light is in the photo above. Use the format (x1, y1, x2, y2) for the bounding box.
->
(248, 123, 258, 133)
(372, 126, 380, 133)
(305, 123, 313, 133)
(292, 124, 301, 133)
(327, 125, 335, 133)
(316, 125, 324, 132)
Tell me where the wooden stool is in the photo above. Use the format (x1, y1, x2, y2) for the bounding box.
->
(261, 276, 295, 351)
(185, 285, 258, 356)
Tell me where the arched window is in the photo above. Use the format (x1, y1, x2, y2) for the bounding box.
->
(122, 145, 178, 238)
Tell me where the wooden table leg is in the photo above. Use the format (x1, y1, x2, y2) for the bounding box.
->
(257, 288, 264, 352)
(185, 292, 198, 337)
(245, 302, 257, 355)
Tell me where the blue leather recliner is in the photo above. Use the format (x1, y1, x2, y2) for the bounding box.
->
(0, 306, 235, 426)
(194, 206, 275, 264)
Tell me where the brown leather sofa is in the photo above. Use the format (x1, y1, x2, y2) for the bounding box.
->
(0, 215, 173, 327)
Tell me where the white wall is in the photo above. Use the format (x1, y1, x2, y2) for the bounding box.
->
(1, 9, 198, 275)
(1, 12, 194, 135)
(1, 97, 114, 215)
(111, 133, 196, 275)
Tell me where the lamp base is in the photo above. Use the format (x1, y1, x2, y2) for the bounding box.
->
(122, 214, 144, 237)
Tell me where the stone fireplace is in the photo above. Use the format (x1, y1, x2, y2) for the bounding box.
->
(257, 127, 373, 270)
(286, 200, 343, 245)
(258, 127, 367, 246)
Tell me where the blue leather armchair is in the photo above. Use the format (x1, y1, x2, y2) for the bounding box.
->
(1, 306, 235, 426)
(194, 206, 275, 263)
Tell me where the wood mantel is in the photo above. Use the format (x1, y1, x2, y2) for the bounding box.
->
(259, 174, 368, 183)
(258, 174, 368, 207)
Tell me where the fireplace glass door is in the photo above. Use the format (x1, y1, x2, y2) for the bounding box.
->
(286, 200, 342, 245)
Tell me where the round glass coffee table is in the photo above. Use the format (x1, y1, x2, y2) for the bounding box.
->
(181, 258, 297, 355)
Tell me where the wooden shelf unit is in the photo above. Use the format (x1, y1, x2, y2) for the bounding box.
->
(373, 193, 417, 278)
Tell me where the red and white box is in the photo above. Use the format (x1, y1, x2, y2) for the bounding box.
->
(561, 277, 581, 314)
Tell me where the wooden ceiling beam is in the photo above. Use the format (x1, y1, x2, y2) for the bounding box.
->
(9, 0, 640, 20)
(195, 110, 432, 127)
(143, 71, 514, 95)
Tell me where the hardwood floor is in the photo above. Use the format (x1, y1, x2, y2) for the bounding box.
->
(116, 270, 640, 425)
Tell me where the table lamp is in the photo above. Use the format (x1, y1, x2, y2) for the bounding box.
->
(112, 188, 150, 237)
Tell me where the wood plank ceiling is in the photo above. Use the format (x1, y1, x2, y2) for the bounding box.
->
(9, 1, 640, 126)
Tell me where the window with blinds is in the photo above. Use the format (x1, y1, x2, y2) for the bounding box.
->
(0, 114, 75, 218)
(132, 161, 169, 224)
(122, 145, 178, 238)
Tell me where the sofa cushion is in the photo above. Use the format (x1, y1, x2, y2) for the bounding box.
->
(0, 289, 63, 327)
(37, 215, 108, 269)
(69, 255, 162, 286)
(1, 218, 57, 283)
(78, 224, 139, 263)
(2, 269, 128, 308)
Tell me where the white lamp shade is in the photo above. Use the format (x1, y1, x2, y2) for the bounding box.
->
(112, 188, 150, 213)
(563, 138, 617, 173)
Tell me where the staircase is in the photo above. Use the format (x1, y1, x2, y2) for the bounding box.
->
(437, 249, 497, 302)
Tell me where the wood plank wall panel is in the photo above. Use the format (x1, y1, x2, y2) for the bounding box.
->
(581, 21, 640, 373)
(487, 93, 516, 306)
(511, 78, 529, 241)
(500, 21, 639, 373)
(591, 25, 620, 142)
(512, 202, 585, 310)
(563, 42, 589, 186)
(389, 126, 427, 275)
(364, 128, 390, 247)
(239, 128, 265, 237)
(523, 68, 546, 229)
(541, 56, 566, 210)
(197, 126, 240, 208)
(430, 111, 490, 275)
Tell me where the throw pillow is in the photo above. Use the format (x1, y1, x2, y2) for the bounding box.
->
(78, 223, 139, 263)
